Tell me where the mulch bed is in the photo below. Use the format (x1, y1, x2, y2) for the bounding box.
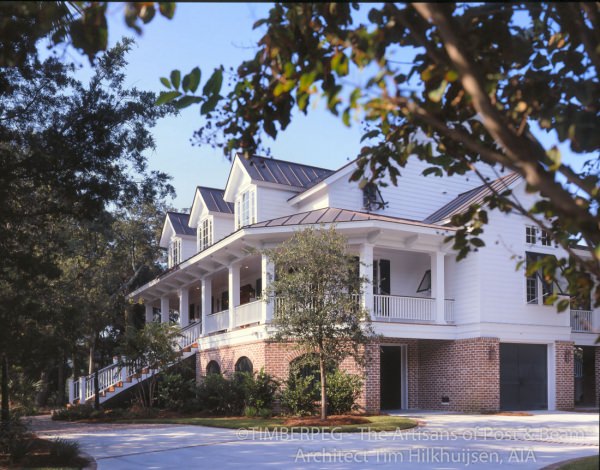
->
(483, 411, 533, 416)
(283, 415, 371, 426)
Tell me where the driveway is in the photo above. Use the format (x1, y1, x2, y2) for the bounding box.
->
(30, 411, 599, 469)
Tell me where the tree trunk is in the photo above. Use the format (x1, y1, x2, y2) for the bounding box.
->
(88, 343, 94, 375)
(319, 353, 327, 421)
(1, 354, 9, 425)
(94, 367, 100, 410)
(35, 370, 49, 407)
(57, 354, 65, 406)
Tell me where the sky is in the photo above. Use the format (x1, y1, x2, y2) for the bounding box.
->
(71, 2, 369, 210)
(63, 2, 588, 210)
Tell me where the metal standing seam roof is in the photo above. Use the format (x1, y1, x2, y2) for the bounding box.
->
(238, 155, 334, 190)
(197, 187, 235, 214)
(247, 207, 453, 230)
(423, 172, 522, 224)
(166, 212, 195, 236)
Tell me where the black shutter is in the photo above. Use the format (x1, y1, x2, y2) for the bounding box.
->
(380, 259, 390, 295)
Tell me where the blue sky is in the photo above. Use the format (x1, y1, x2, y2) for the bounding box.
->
(66, 3, 586, 210)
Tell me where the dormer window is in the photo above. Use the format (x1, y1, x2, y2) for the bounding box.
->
(198, 217, 213, 251)
(236, 188, 256, 229)
(526, 225, 551, 246)
(362, 182, 386, 211)
(168, 238, 182, 268)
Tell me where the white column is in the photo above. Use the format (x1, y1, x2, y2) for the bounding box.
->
(160, 296, 170, 324)
(431, 251, 446, 324)
(261, 254, 274, 323)
(79, 376, 86, 402)
(67, 378, 74, 403)
(201, 277, 212, 336)
(178, 287, 190, 328)
(144, 303, 154, 323)
(228, 262, 241, 330)
(359, 243, 374, 314)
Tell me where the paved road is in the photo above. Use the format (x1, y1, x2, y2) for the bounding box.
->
(31, 411, 599, 469)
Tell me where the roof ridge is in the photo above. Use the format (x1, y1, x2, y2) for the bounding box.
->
(197, 186, 226, 192)
(242, 154, 334, 173)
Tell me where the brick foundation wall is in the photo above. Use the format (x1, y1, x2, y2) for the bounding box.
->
(596, 347, 600, 408)
(555, 341, 574, 410)
(197, 340, 266, 379)
(417, 337, 500, 412)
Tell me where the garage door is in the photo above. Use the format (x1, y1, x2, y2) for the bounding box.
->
(500, 343, 547, 410)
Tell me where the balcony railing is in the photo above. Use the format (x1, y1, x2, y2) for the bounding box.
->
(373, 294, 435, 322)
(571, 310, 593, 332)
(234, 300, 262, 328)
(205, 309, 229, 334)
(444, 299, 455, 323)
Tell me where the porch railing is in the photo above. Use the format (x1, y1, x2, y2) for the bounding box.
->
(373, 294, 435, 322)
(444, 299, 455, 323)
(234, 300, 262, 328)
(205, 309, 229, 334)
(571, 309, 593, 332)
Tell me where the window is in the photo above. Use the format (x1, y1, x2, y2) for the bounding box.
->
(236, 189, 256, 228)
(198, 217, 213, 251)
(362, 182, 386, 211)
(235, 356, 253, 374)
(526, 252, 561, 305)
(168, 238, 181, 268)
(526, 225, 552, 247)
(417, 270, 431, 294)
(206, 361, 221, 375)
(373, 259, 390, 295)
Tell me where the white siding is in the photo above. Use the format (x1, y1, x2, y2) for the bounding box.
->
(213, 214, 234, 242)
(256, 186, 298, 222)
(477, 182, 570, 328)
(180, 236, 196, 262)
(445, 252, 482, 325)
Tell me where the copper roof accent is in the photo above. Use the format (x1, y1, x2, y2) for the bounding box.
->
(247, 207, 453, 230)
(166, 212, 195, 236)
(424, 172, 522, 224)
(239, 155, 333, 190)
(197, 187, 234, 214)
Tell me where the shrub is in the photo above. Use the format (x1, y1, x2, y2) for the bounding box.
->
(258, 407, 272, 419)
(49, 438, 80, 464)
(326, 370, 362, 415)
(238, 369, 279, 411)
(279, 374, 319, 416)
(244, 406, 258, 418)
(157, 367, 197, 411)
(196, 373, 245, 415)
(0, 416, 31, 463)
(51, 404, 95, 421)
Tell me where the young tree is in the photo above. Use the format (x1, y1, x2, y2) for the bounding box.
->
(160, 3, 599, 309)
(264, 227, 374, 420)
(119, 322, 182, 408)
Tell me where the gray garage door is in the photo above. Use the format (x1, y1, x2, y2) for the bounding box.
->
(500, 343, 548, 410)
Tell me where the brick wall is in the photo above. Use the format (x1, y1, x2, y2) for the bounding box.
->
(555, 341, 574, 410)
(417, 337, 500, 412)
(197, 340, 266, 379)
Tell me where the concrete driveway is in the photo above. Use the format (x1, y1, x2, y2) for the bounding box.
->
(31, 411, 599, 469)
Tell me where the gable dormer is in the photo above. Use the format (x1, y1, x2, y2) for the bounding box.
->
(224, 153, 333, 225)
(189, 187, 235, 251)
(159, 212, 196, 268)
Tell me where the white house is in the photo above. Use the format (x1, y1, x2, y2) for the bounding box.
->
(74, 154, 600, 412)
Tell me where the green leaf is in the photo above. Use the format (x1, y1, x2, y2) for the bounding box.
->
(160, 77, 171, 89)
(546, 146, 561, 171)
(159, 3, 176, 19)
(170, 70, 181, 90)
(470, 238, 485, 248)
(200, 93, 220, 115)
(174, 95, 203, 109)
(155, 91, 181, 105)
(203, 68, 223, 96)
(428, 80, 448, 103)
(186, 67, 201, 93)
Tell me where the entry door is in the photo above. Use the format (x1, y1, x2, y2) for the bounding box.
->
(380, 346, 403, 409)
(500, 343, 548, 410)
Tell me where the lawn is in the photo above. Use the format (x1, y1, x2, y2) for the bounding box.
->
(117, 415, 418, 432)
(556, 455, 599, 470)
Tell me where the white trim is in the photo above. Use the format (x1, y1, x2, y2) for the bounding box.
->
(547, 342, 556, 411)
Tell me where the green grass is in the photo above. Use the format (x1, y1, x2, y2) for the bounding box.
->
(117, 415, 418, 432)
(557, 455, 599, 470)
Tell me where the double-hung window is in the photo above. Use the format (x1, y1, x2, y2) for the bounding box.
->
(198, 217, 213, 251)
(236, 189, 256, 229)
(168, 238, 181, 268)
(526, 225, 552, 247)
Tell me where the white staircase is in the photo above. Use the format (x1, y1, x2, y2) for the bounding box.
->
(67, 322, 201, 405)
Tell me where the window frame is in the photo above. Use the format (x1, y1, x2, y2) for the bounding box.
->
(198, 216, 213, 251)
(236, 188, 256, 229)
